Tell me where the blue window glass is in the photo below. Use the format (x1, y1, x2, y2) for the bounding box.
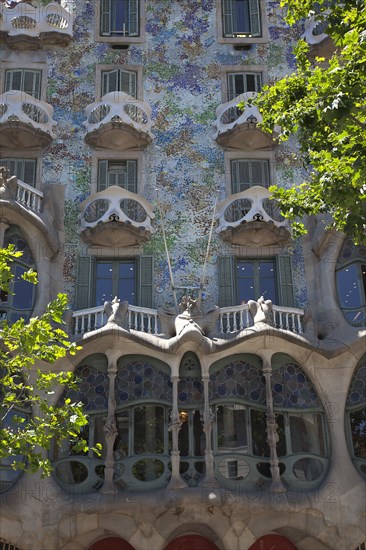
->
(237, 260, 277, 304)
(95, 260, 136, 306)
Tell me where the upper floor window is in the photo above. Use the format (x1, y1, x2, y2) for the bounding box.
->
(100, 0, 139, 37)
(4, 69, 42, 100)
(237, 259, 277, 304)
(95, 260, 136, 306)
(227, 71, 262, 100)
(231, 159, 269, 193)
(222, 0, 262, 38)
(346, 358, 366, 479)
(0, 158, 37, 187)
(101, 69, 137, 98)
(97, 159, 137, 193)
(336, 239, 366, 327)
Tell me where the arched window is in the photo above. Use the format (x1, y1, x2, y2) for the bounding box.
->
(346, 358, 366, 479)
(336, 239, 366, 327)
(52, 354, 108, 492)
(209, 354, 328, 489)
(1, 226, 36, 324)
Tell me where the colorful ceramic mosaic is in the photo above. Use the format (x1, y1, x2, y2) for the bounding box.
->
(337, 239, 366, 267)
(347, 362, 366, 406)
(209, 360, 266, 404)
(272, 363, 320, 409)
(116, 360, 172, 405)
(178, 377, 204, 405)
(63, 364, 109, 411)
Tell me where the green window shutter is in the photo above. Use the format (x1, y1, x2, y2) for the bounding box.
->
(255, 72, 262, 91)
(138, 255, 153, 308)
(75, 256, 95, 310)
(128, 0, 139, 36)
(249, 0, 261, 37)
(120, 70, 137, 98)
(218, 256, 236, 307)
(277, 255, 294, 307)
(23, 70, 41, 99)
(102, 69, 118, 95)
(98, 160, 108, 192)
(223, 0, 235, 37)
(126, 160, 137, 193)
(100, 0, 111, 35)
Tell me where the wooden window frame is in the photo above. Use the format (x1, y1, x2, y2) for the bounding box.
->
(91, 150, 143, 195)
(224, 151, 275, 196)
(95, 0, 145, 44)
(95, 64, 143, 100)
(216, 0, 268, 45)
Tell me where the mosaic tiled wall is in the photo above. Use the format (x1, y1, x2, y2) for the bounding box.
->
(41, 0, 307, 310)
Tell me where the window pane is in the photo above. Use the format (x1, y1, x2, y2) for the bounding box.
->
(258, 261, 276, 301)
(349, 407, 366, 459)
(290, 414, 325, 456)
(96, 262, 113, 278)
(237, 261, 255, 303)
(134, 405, 164, 454)
(117, 277, 135, 304)
(12, 265, 33, 309)
(235, 0, 250, 34)
(193, 409, 205, 456)
(251, 409, 269, 457)
(115, 410, 129, 458)
(217, 404, 247, 450)
(119, 262, 135, 278)
(337, 264, 363, 308)
(95, 278, 113, 305)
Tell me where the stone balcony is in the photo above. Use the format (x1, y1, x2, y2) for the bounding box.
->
(79, 185, 155, 247)
(0, 1, 73, 49)
(216, 186, 291, 246)
(84, 92, 154, 150)
(301, 16, 334, 59)
(213, 92, 279, 150)
(0, 90, 56, 150)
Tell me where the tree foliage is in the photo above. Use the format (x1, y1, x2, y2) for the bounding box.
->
(247, 0, 366, 243)
(0, 246, 91, 477)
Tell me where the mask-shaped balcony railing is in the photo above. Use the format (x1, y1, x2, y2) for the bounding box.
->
(216, 186, 291, 246)
(0, 91, 56, 149)
(0, 1, 73, 48)
(84, 92, 154, 150)
(301, 14, 333, 59)
(213, 92, 280, 150)
(79, 185, 155, 247)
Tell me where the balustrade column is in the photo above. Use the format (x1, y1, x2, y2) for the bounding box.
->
(202, 375, 216, 484)
(168, 376, 187, 489)
(262, 358, 286, 493)
(100, 357, 118, 494)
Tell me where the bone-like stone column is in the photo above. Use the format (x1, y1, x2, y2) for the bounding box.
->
(202, 374, 217, 484)
(168, 376, 187, 489)
(100, 354, 118, 494)
(262, 357, 286, 493)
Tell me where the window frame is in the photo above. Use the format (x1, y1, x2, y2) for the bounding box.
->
(236, 257, 278, 304)
(216, 0, 268, 44)
(224, 151, 275, 196)
(0, 157, 38, 188)
(94, 258, 137, 307)
(0, 58, 47, 102)
(95, 64, 143, 100)
(95, 0, 145, 44)
(336, 261, 366, 327)
(91, 150, 143, 195)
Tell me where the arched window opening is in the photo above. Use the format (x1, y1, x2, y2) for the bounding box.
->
(88, 537, 135, 550)
(165, 534, 220, 550)
(336, 239, 366, 327)
(248, 534, 297, 550)
(52, 354, 108, 492)
(209, 354, 328, 489)
(0, 226, 36, 324)
(178, 352, 204, 486)
(346, 358, 366, 479)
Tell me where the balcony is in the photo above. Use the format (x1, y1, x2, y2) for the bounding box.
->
(301, 16, 334, 59)
(84, 92, 154, 151)
(0, 1, 73, 49)
(216, 186, 291, 246)
(79, 186, 155, 247)
(0, 91, 56, 150)
(213, 92, 279, 150)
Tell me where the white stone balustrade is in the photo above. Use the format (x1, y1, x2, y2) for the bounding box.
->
(72, 304, 159, 338)
(0, 1, 73, 45)
(272, 305, 304, 334)
(218, 304, 251, 334)
(16, 179, 43, 213)
(84, 92, 154, 150)
(79, 186, 155, 233)
(216, 186, 289, 233)
(0, 90, 56, 147)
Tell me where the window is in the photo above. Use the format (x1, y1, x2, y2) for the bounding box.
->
(336, 239, 366, 327)
(218, 256, 294, 307)
(231, 159, 270, 193)
(75, 256, 153, 310)
(101, 69, 137, 98)
(222, 0, 261, 38)
(227, 71, 262, 100)
(0, 226, 36, 324)
(4, 69, 42, 99)
(345, 359, 366, 479)
(97, 159, 137, 192)
(100, 0, 139, 37)
(0, 158, 37, 187)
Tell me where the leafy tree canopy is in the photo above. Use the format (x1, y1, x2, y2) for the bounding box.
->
(243, 0, 366, 243)
(0, 246, 92, 477)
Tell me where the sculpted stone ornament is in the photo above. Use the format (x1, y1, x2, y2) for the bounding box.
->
(104, 296, 129, 328)
(248, 296, 273, 325)
(175, 295, 204, 337)
(0, 167, 17, 201)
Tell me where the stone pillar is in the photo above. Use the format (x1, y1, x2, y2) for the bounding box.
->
(262, 357, 286, 493)
(202, 375, 216, 485)
(168, 376, 187, 489)
(0, 219, 9, 247)
(100, 356, 118, 494)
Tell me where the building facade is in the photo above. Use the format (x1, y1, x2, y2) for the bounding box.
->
(0, 1, 365, 549)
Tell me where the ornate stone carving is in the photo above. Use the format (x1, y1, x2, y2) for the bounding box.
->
(248, 296, 273, 325)
(104, 297, 129, 328)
